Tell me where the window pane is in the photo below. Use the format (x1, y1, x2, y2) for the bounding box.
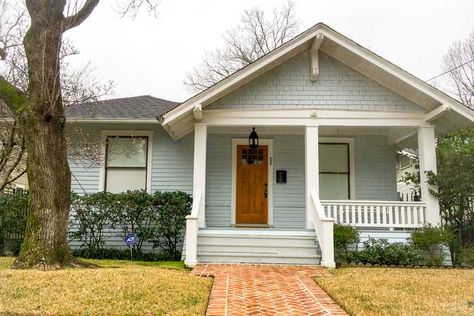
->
(319, 144, 349, 173)
(319, 173, 349, 200)
(106, 168, 146, 193)
(107, 137, 147, 167)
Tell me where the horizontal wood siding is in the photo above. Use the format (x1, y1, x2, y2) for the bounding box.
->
(210, 51, 425, 112)
(67, 123, 193, 194)
(152, 128, 193, 194)
(273, 135, 305, 228)
(69, 124, 101, 194)
(206, 135, 232, 227)
(355, 135, 398, 200)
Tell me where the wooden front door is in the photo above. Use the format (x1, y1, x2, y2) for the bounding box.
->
(236, 145, 268, 224)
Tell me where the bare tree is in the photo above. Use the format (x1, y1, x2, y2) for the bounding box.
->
(0, 1, 113, 192)
(440, 30, 474, 108)
(0, 0, 160, 269)
(184, 1, 300, 92)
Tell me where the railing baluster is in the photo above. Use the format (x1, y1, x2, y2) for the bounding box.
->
(320, 201, 427, 229)
(408, 206, 411, 226)
(401, 205, 406, 226)
(375, 205, 379, 225)
(393, 205, 399, 226)
(357, 204, 362, 225)
(382, 205, 387, 225)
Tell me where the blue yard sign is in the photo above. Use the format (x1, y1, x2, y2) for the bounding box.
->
(125, 233, 137, 260)
(125, 233, 137, 246)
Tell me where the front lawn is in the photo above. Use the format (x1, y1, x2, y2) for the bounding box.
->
(0, 257, 211, 315)
(316, 267, 474, 316)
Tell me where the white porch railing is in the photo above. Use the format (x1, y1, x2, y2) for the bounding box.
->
(184, 190, 202, 267)
(321, 200, 427, 229)
(309, 191, 335, 268)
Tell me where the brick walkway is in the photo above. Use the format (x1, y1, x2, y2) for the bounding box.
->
(192, 264, 347, 316)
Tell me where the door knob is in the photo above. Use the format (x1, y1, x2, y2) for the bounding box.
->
(264, 190, 268, 198)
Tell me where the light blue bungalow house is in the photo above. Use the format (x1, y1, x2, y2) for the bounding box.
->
(66, 23, 474, 268)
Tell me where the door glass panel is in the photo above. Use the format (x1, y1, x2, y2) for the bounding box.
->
(242, 148, 264, 165)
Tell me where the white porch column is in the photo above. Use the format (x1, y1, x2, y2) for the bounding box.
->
(193, 123, 207, 228)
(305, 125, 319, 229)
(417, 126, 441, 226)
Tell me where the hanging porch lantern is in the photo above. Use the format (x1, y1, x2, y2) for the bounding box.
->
(248, 127, 259, 150)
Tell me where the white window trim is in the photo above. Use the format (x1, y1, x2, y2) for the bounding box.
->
(99, 130, 153, 193)
(319, 137, 356, 200)
(231, 139, 274, 226)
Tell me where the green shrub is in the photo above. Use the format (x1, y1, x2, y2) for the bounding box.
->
(69, 192, 116, 250)
(152, 191, 192, 260)
(0, 193, 28, 256)
(353, 238, 423, 266)
(333, 224, 359, 264)
(68, 190, 192, 261)
(110, 190, 157, 253)
(458, 247, 474, 266)
(410, 226, 454, 266)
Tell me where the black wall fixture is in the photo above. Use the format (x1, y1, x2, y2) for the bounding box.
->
(276, 170, 287, 184)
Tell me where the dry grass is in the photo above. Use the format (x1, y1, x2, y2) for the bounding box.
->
(0, 257, 211, 316)
(316, 267, 474, 316)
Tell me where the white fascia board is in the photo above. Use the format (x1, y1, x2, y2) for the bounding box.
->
(448, 103, 474, 122)
(317, 27, 464, 110)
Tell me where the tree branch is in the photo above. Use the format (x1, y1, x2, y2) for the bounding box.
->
(0, 75, 26, 111)
(63, 0, 100, 31)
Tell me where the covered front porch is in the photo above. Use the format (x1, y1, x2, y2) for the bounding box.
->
(183, 109, 440, 268)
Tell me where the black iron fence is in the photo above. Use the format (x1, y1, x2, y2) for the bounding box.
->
(0, 188, 28, 255)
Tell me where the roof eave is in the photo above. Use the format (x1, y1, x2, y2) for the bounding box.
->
(162, 22, 474, 139)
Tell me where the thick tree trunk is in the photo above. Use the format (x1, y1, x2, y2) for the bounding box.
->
(12, 1, 74, 269)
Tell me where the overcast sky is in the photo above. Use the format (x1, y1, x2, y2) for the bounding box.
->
(65, 0, 474, 103)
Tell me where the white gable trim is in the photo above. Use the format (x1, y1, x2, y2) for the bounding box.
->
(162, 23, 474, 139)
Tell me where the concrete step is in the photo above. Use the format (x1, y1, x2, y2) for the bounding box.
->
(198, 244, 319, 257)
(195, 228, 321, 265)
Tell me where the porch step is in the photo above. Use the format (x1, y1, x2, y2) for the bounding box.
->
(196, 229, 321, 265)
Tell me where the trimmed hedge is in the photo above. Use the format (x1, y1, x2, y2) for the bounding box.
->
(70, 190, 192, 261)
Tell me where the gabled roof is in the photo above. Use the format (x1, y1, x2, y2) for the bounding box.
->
(162, 22, 473, 139)
(66, 95, 179, 121)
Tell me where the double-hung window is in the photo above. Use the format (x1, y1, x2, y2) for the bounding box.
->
(105, 136, 149, 193)
(319, 143, 351, 200)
